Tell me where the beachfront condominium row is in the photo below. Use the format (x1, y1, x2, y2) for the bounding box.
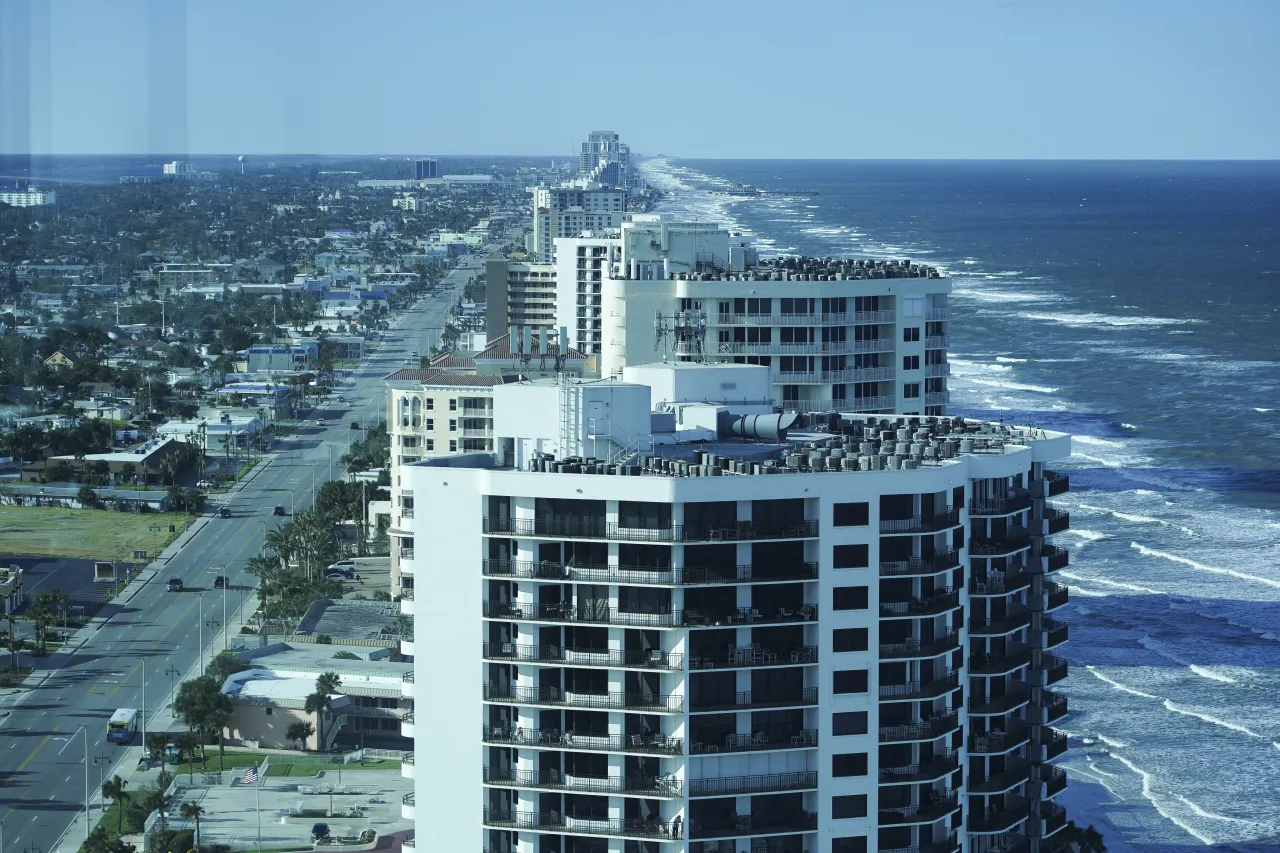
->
(490, 214, 950, 417)
(393, 362, 1073, 853)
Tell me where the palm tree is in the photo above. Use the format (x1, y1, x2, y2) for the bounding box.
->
(52, 588, 69, 632)
(304, 672, 341, 751)
(173, 731, 201, 783)
(179, 800, 205, 848)
(1064, 820, 1108, 853)
(102, 775, 129, 834)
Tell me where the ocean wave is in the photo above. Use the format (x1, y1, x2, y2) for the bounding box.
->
(995, 356, 1028, 363)
(1131, 542, 1280, 591)
(961, 376, 1060, 394)
(1085, 665, 1162, 699)
(1109, 754, 1218, 846)
(1017, 311, 1202, 328)
(1188, 665, 1238, 684)
(1161, 700, 1263, 738)
(1172, 794, 1251, 825)
(1060, 571, 1161, 595)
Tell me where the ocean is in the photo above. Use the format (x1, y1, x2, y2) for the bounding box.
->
(638, 158, 1280, 853)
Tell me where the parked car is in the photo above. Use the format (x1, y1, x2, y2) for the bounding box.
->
(273, 505, 287, 516)
(328, 561, 357, 575)
(213, 575, 228, 589)
(316, 419, 326, 427)
(349, 421, 360, 430)
(219, 507, 232, 518)
(325, 572, 350, 583)
(166, 578, 183, 592)
(196, 479, 215, 489)
(311, 823, 330, 842)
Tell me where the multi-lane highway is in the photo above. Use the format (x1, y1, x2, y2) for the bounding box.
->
(0, 254, 483, 853)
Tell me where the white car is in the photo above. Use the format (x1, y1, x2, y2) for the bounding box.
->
(328, 561, 357, 575)
(325, 572, 351, 583)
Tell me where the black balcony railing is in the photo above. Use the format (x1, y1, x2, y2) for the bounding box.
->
(880, 831, 961, 853)
(878, 791, 961, 825)
(1041, 765, 1068, 798)
(969, 646, 1031, 676)
(1044, 470, 1070, 496)
(879, 671, 961, 701)
(484, 601, 817, 629)
(691, 687, 818, 713)
(1041, 507, 1071, 535)
(971, 760, 1031, 795)
(879, 631, 961, 660)
(969, 723, 1032, 754)
(482, 559, 819, 586)
(688, 771, 818, 797)
(971, 685, 1031, 716)
(879, 550, 963, 577)
(1038, 692, 1069, 724)
(689, 812, 817, 839)
(969, 607, 1032, 636)
(970, 529, 1032, 555)
(1041, 655, 1068, 686)
(482, 517, 819, 542)
(879, 713, 960, 743)
(689, 645, 818, 670)
(482, 809, 676, 839)
(970, 571, 1033, 597)
(483, 683, 684, 713)
(1041, 546, 1070, 572)
(482, 642, 683, 670)
(483, 766, 683, 797)
(879, 508, 961, 534)
(1044, 581, 1069, 610)
(690, 726, 817, 754)
(970, 493, 1032, 516)
(969, 796, 1031, 834)
(1032, 619, 1069, 649)
(880, 590, 961, 618)
(879, 751, 960, 784)
(482, 725, 684, 755)
(1040, 801, 1068, 837)
(683, 604, 817, 627)
(1035, 726, 1069, 760)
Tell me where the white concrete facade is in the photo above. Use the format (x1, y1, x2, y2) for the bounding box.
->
(533, 187, 627, 262)
(402, 390, 1073, 853)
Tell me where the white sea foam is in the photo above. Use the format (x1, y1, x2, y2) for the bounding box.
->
(1060, 571, 1161, 595)
(1161, 701, 1263, 738)
(1073, 435, 1125, 448)
(1095, 733, 1130, 749)
(1018, 311, 1201, 328)
(995, 356, 1028, 363)
(1131, 542, 1280, 590)
(1086, 665, 1161, 700)
(1256, 408, 1274, 413)
(1188, 665, 1238, 684)
(1121, 423, 1140, 430)
(962, 377, 1060, 394)
(1110, 753, 1217, 846)
(1173, 794, 1250, 825)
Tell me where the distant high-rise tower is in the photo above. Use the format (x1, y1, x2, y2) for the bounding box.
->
(577, 130, 639, 189)
(416, 159, 438, 180)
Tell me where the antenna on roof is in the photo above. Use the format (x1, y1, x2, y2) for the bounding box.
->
(654, 309, 708, 363)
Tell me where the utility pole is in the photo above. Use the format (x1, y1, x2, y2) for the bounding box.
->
(166, 663, 181, 717)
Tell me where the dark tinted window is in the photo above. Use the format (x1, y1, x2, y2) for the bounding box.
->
(833, 670, 868, 694)
(833, 502, 869, 526)
(832, 712, 868, 735)
(833, 628, 868, 653)
(832, 544, 868, 569)
(833, 586, 868, 610)
(832, 795, 868, 819)
(832, 752, 868, 777)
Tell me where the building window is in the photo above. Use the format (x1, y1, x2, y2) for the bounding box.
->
(425, 439, 434, 451)
(903, 327, 921, 342)
(833, 628, 868, 653)
(904, 383, 920, 399)
(832, 753, 868, 777)
(449, 420, 457, 432)
(449, 439, 457, 452)
(833, 669, 869, 694)
(425, 419, 434, 431)
(832, 838, 868, 853)
(832, 502, 869, 527)
(833, 586, 868, 610)
(449, 399, 458, 411)
(832, 544, 868, 569)
(903, 355, 920, 370)
(832, 795, 868, 820)
(832, 712, 867, 736)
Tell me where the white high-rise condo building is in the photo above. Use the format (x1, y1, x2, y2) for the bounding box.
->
(555, 216, 951, 416)
(399, 362, 1073, 853)
(532, 187, 629, 262)
(0, 188, 55, 207)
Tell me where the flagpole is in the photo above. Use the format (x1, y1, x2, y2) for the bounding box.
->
(256, 775, 262, 852)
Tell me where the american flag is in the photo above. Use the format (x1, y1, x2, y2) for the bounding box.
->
(243, 766, 259, 784)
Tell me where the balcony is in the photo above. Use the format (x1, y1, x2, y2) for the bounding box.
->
(1036, 654, 1068, 687)
(716, 310, 895, 327)
(925, 392, 951, 407)
(970, 796, 1031, 834)
(1041, 581, 1069, 611)
(879, 590, 961, 619)
(1040, 764, 1069, 799)
(682, 604, 817, 628)
(483, 766, 683, 797)
(1031, 618, 1069, 650)
(1041, 546, 1070, 572)
(482, 601, 678, 628)
(678, 520, 819, 542)
(462, 428, 494, 438)
(483, 517, 820, 542)
(969, 723, 1031, 755)
(969, 645, 1031, 677)
(401, 752, 414, 779)
(1038, 507, 1071, 535)
(690, 811, 817, 839)
(482, 559, 819, 586)
(842, 395, 898, 412)
(691, 726, 816, 755)
(969, 492, 1032, 517)
(925, 362, 951, 378)
(878, 791, 961, 825)
(879, 630, 961, 660)
(879, 671, 960, 701)
(400, 670, 414, 698)
(691, 687, 818, 713)
(879, 751, 960, 784)
(1035, 691, 1069, 725)
(689, 645, 817, 671)
(969, 606, 1032, 637)
(1040, 470, 1070, 497)
(399, 589, 414, 616)
(879, 712, 960, 744)
(880, 831, 961, 853)
(970, 759, 1031, 795)
(400, 711, 414, 738)
(482, 642, 684, 671)
(400, 547, 415, 561)
(483, 683, 684, 714)
(482, 725, 684, 756)
(775, 367, 894, 385)
(1034, 727, 1069, 761)
(970, 528, 1032, 556)
(925, 335, 950, 349)
(401, 792, 414, 821)
(482, 809, 676, 840)
(973, 570, 1033, 598)
(879, 508, 961, 534)
(1039, 801, 1068, 838)
(879, 550, 962, 577)
(688, 771, 818, 797)
(970, 684, 1031, 716)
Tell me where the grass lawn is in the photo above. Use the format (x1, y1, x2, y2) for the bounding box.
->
(0, 506, 194, 560)
(172, 751, 399, 777)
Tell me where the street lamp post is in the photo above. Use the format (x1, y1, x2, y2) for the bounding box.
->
(166, 663, 181, 717)
(93, 753, 110, 813)
(76, 725, 89, 842)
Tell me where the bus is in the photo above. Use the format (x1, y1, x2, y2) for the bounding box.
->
(107, 708, 139, 744)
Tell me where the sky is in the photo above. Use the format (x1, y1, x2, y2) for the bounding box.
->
(1, 0, 1278, 159)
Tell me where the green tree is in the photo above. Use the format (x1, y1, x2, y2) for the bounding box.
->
(119, 461, 137, 484)
(102, 774, 130, 835)
(172, 731, 202, 783)
(304, 672, 341, 751)
(178, 800, 205, 849)
(207, 649, 249, 684)
(29, 590, 55, 653)
(173, 675, 233, 770)
(286, 720, 314, 750)
(78, 483, 100, 508)
(52, 587, 69, 631)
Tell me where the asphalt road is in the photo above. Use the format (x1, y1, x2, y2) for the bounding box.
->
(0, 254, 484, 853)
